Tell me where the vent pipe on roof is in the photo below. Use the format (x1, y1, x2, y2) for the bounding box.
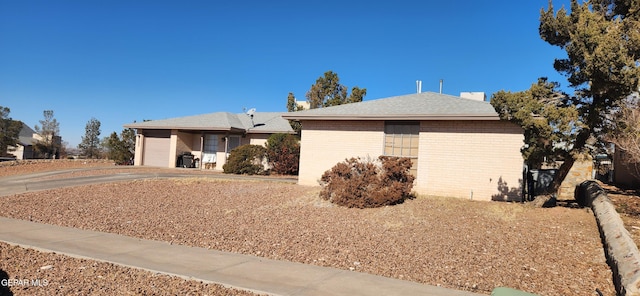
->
(416, 80, 422, 94)
(439, 79, 443, 94)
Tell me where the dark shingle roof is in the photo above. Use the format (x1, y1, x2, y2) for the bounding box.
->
(18, 122, 38, 145)
(282, 92, 499, 120)
(123, 112, 294, 134)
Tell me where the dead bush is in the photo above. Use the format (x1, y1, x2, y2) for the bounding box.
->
(319, 156, 415, 208)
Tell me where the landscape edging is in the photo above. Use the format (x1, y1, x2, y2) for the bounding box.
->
(578, 180, 640, 296)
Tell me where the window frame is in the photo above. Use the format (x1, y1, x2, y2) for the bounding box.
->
(383, 121, 420, 176)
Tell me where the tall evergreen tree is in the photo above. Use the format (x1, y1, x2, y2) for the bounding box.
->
(491, 78, 581, 169)
(285, 92, 304, 134)
(541, 0, 640, 182)
(34, 110, 61, 158)
(305, 71, 366, 109)
(105, 128, 135, 164)
(0, 106, 21, 157)
(504, 0, 640, 193)
(286, 92, 304, 112)
(78, 117, 101, 159)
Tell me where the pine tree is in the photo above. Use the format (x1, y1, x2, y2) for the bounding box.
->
(34, 110, 61, 159)
(78, 118, 101, 159)
(305, 71, 366, 108)
(0, 106, 21, 157)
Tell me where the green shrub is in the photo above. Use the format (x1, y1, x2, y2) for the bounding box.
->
(319, 156, 415, 208)
(223, 144, 267, 175)
(265, 133, 300, 175)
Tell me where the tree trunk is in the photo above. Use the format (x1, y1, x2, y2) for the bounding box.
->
(546, 128, 591, 197)
(530, 194, 556, 207)
(530, 156, 575, 207)
(548, 156, 576, 194)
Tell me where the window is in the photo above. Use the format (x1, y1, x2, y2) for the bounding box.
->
(203, 135, 218, 154)
(227, 136, 241, 152)
(384, 122, 419, 175)
(202, 135, 218, 164)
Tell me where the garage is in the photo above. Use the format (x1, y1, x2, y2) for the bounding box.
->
(142, 130, 171, 167)
(124, 112, 295, 168)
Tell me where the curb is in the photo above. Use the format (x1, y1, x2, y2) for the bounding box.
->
(577, 181, 640, 296)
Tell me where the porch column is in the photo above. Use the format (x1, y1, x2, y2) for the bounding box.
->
(199, 134, 204, 170)
(134, 133, 144, 166)
(168, 130, 178, 168)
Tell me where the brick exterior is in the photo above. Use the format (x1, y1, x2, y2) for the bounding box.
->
(247, 134, 270, 147)
(139, 132, 276, 170)
(297, 120, 524, 201)
(298, 120, 384, 186)
(614, 148, 640, 188)
(416, 121, 524, 201)
(176, 131, 193, 155)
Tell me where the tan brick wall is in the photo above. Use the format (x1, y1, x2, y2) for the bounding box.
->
(176, 132, 193, 155)
(614, 148, 640, 188)
(297, 120, 384, 186)
(415, 121, 523, 201)
(191, 134, 202, 161)
(248, 134, 270, 147)
(297, 119, 524, 201)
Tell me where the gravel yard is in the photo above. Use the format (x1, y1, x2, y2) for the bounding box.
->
(0, 165, 616, 296)
(0, 241, 259, 296)
(0, 160, 114, 177)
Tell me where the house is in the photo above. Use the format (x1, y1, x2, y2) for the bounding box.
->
(123, 112, 294, 169)
(613, 146, 640, 189)
(282, 92, 525, 201)
(7, 123, 40, 159)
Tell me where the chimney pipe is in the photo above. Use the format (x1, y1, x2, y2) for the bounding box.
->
(439, 79, 443, 94)
(416, 80, 422, 94)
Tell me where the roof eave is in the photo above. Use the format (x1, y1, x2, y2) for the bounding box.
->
(122, 125, 296, 134)
(246, 129, 297, 134)
(123, 125, 236, 131)
(281, 114, 501, 121)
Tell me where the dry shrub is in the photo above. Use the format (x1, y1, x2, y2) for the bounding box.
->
(319, 156, 415, 208)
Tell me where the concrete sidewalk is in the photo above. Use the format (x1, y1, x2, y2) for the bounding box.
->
(0, 217, 485, 296)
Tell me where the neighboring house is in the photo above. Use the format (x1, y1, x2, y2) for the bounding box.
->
(282, 92, 525, 202)
(7, 123, 41, 159)
(613, 146, 640, 188)
(123, 112, 294, 169)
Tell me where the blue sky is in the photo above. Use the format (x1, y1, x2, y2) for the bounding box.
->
(1, 0, 571, 147)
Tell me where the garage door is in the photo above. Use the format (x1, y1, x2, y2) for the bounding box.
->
(142, 131, 171, 167)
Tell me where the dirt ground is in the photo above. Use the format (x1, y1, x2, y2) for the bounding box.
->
(0, 241, 259, 296)
(0, 161, 618, 295)
(0, 159, 115, 177)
